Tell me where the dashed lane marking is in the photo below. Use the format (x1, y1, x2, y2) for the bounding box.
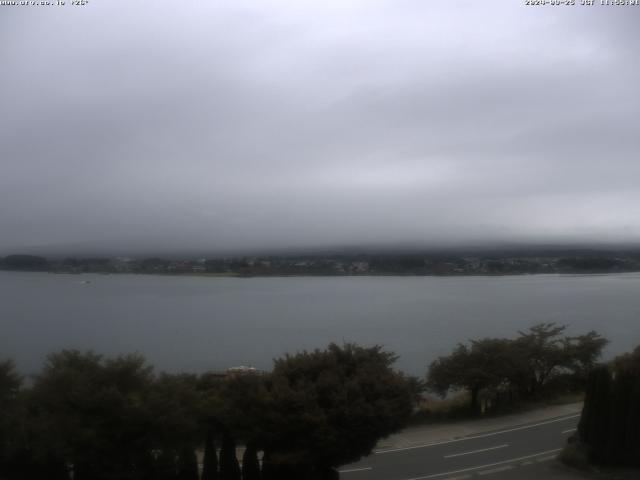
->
(562, 428, 577, 434)
(443, 444, 509, 459)
(478, 465, 514, 475)
(400, 448, 563, 480)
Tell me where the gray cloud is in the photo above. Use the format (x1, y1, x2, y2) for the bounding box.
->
(2, 0, 639, 254)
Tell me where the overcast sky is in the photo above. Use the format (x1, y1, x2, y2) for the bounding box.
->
(2, 0, 639, 255)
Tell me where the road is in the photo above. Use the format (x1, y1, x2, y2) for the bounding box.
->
(339, 413, 580, 480)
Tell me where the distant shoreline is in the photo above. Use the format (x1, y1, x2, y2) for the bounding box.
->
(2, 269, 640, 279)
(3, 251, 640, 278)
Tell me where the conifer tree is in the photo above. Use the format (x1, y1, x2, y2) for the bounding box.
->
(202, 431, 219, 480)
(578, 366, 610, 449)
(177, 446, 199, 480)
(577, 366, 597, 442)
(259, 451, 275, 480)
(589, 366, 612, 463)
(625, 377, 640, 466)
(219, 431, 241, 480)
(241, 444, 260, 480)
(605, 373, 633, 464)
(577, 354, 640, 467)
(157, 449, 179, 480)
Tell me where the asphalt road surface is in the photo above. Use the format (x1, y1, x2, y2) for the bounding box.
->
(339, 413, 580, 480)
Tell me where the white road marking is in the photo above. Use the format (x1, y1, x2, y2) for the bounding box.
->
(536, 455, 558, 462)
(478, 465, 514, 475)
(562, 428, 577, 434)
(401, 448, 563, 480)
(443, 444, 509, 459)
(376, 414, 579, 454)
(338, 466, 373, 474)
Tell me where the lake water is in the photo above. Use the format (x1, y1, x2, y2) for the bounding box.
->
(1, 271, 639, 376)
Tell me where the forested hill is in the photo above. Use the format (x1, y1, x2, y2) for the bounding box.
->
(2, 248, 640, 276)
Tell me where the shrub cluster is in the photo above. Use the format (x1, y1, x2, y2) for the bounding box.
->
(0, 344, 417, 480)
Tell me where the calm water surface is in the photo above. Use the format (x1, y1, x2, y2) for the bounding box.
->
(1, 271, 639, 375)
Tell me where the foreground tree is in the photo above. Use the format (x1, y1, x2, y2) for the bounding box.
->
(427, 338, 513, 415)
(563, 330, 610, 381)
(511, 324, 608, 398)
(147, 373, 201, 455)
(259, 343, 416, 478)
(27, 350, 158, 480)
(577, 346, 640, 467)
(613, 345, 640, 374)
(0, 360, 22, 479)
(427, 324, 608, 413)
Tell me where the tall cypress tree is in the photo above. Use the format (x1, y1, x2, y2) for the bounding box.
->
(177, 446, 199, 480)
(260, 451, 274, 480)
(578, 367, 597, 442)
(241, 444, 261, 480)
(583, 366, 612, 463)
(219, 431, 241, 480)
(202, 431, 219, 480)
(577, 359, 640, 467)
(156, 449, 179, 480)
(606, 373, 633, 464)
(624, 377, 640, 466)
(138, 451, 158, 480)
